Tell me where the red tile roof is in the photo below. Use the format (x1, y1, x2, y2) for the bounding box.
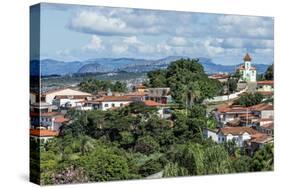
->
(143, 100, 163, 107)
(257, 80, 274, 85)
(125, 92, 148, 96)
(260, 122, 274, 129)
(220, 126, 258, 135)
(250, 103, 273, 111)
(54, 116, 70, 123)
(30, 129, 58, 137)
(209, 74, 229, 79)
(135, 85, 146, 89)
(257, 118, 273, 122)
(256, 91, 274, 96)
(251, 133, 273, 144)
(30, 112, 59, 117)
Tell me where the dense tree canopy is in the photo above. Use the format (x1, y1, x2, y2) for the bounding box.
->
(79, 79, 127, 94)
(146, 59, 222, 107)
(234, 93, 264, 107)
(32, 59, 273, 185)
(264, 64, 273, 80)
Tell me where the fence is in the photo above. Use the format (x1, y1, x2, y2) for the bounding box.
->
(204, 87, 248, 103)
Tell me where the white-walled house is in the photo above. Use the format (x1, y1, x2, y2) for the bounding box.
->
(203, 128, 219, 142)
(217, 127, 258, 147)
(250, 103, 274, 119)
(256, 80, 274, 94)
(40, 88, 92, 104)
(93, 96, 133, 111)
(53, 95, 93, 109)
(215, 103, 249, 126)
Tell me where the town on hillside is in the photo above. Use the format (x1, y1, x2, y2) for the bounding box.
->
(30, 53, 274, 184)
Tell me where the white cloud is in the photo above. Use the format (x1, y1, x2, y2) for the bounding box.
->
(123, 36, 142, 44)
(112, 45, 128, 54)
(69, 11, 131, 35)
(85, 35, 103, 50)
(167, 37, 187, 46)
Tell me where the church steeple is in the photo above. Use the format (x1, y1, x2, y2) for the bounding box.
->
(243, 53, 252, 62)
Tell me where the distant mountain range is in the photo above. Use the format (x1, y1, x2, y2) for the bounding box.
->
(30, 56, 270, 76)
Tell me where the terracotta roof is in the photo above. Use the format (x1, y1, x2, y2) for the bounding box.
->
(94, 96, 133, 102)
(54, 116, 70, 123)
(220, 126, 258, 135)
(244, 53, 252, 61)
(257, 118, 273, 122)
(143, 100, 163, 107)
(226, 118, 240, 127)
(239, 114, 258, 118)
(257, 80, 274, 85)
(125, 92, 148, 96)
(209, 74, 229, 79)
(135, 85, 146, 89)
(30, 129, 58, 137)
(260, 122, 274, 129)
(30, 112, 59, 117)
(76, 100, 100, 104)
(251, 133, 273, 144)
(256, 91, 273, 95)
(250, 103, 273, 111)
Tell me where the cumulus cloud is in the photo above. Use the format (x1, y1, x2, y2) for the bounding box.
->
(68, 8, 273, 41)
(58, 6, 273, 64)
(83, 35, 104, 50)
(167, 37, 187, 46)
(210, 38, 273, 50)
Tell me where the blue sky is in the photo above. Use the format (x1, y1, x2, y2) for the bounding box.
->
(35, 3, 274, 65)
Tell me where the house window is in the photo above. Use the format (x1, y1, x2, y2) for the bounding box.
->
(120, 103, 123, 107)
(222, 137, 225, 141)
(112, 103, 115, 107)
(105, 104, 109, 107)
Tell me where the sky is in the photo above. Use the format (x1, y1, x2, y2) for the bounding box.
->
(33, 3, 274, 65)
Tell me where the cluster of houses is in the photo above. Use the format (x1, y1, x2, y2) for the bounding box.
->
(204, 53, 274, 152)
(204, 101, 274, 152)
(30, 86, 172, 141)
(30, 53, 274, 152)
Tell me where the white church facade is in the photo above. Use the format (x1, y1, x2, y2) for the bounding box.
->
(237, 53, 256, 82)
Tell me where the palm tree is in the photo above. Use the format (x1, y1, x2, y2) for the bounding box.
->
(80, 136, 95, 156)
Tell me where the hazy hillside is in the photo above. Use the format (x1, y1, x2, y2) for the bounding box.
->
(31, 56, 270, 76)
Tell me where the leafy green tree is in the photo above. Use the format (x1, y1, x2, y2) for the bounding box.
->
(137, 154, 164, 177)
(78, 146, 130, 181)
(163, 162, 188, 177)
(232, 156, 252, 173)
(112, 81, 127, 92)
(119, 131, 135, 149)
(227, 78, 238, 93)
(264, 64, 273, 80)
(134, 135, 160, 155)
(146, 69, 167, 87)
(179, 142, 205, 175)
(251, 144, 274, 171)
(203, 145, 233, 174)
(146, 59, 222, 107)
(234, 93, 264, 107)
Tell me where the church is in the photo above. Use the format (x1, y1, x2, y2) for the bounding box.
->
(237, 53, 256, 82)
